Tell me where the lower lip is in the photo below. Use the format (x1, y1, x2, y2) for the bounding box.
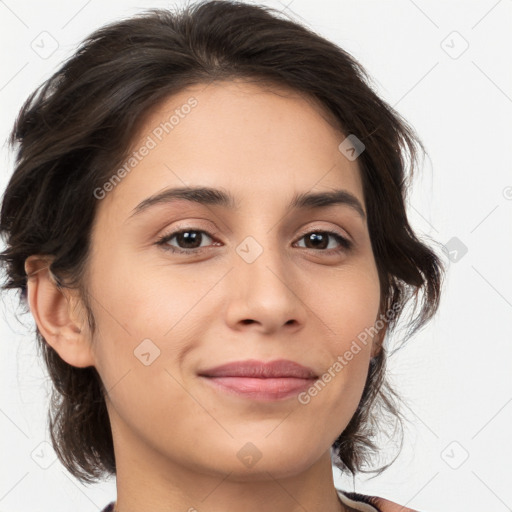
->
(200, 376, 317, 401)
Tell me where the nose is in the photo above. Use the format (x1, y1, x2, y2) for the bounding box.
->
(224, 237, 307, 335)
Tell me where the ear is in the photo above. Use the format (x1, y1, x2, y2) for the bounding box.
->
(24, 255, 95, 368)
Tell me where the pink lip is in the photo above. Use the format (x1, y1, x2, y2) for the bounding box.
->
(198, 359, 318, 401)
(199, 359, 317, 378)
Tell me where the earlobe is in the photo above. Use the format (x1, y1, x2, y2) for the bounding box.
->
(24, 255, 95, 368)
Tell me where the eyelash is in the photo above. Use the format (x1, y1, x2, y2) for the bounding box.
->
(155, 227, 353, 255)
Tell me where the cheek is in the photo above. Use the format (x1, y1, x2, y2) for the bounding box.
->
(87, 246, 226, 412)
(88, 246, 188, 341)
(313, 261, 381, 346)
(296, 262, 381, 420)
(85, 246, 167, 389)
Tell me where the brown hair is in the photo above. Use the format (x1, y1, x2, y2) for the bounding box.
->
(0, 0, 444, 483)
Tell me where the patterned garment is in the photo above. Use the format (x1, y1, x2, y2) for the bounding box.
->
(337, 489, 418, 512)
(100, 488, 416, 512)
(338, 490, 382, 511)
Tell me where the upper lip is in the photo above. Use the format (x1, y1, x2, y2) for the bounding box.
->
(198, 359, 318, 379)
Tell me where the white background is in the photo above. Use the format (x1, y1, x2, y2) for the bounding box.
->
(0, 1, 511, 511)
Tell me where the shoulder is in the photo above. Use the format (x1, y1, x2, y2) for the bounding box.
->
(337, 488, 419, 512)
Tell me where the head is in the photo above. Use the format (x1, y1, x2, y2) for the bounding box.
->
(0, 0, 443, 484)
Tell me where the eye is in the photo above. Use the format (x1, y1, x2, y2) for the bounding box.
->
(156, 228, 218, 254)
(294, 230, 352, 254)
(156, 227, 352, 255)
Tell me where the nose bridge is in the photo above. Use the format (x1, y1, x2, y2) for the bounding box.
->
(235, 228, 287, 286)
(226, 228, 306, 329)
(240, 242, 286, 288)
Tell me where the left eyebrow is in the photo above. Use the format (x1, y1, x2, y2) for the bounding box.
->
(127, 186, 366, 221)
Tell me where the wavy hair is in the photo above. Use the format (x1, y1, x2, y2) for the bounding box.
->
(0, 0, 444, 483)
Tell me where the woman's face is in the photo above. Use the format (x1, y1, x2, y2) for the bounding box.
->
(85, 79, 381, 480)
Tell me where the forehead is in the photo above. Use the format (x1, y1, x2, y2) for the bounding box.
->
(98, 79, 364, 219)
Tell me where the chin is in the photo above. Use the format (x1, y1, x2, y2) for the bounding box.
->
(207, 439, 327, 481)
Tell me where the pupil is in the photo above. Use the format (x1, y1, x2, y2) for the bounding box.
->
(178, 231, 201, 248)
(307, 233, 327, 249)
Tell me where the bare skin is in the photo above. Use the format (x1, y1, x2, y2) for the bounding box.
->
(25, 79, 386, 512)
